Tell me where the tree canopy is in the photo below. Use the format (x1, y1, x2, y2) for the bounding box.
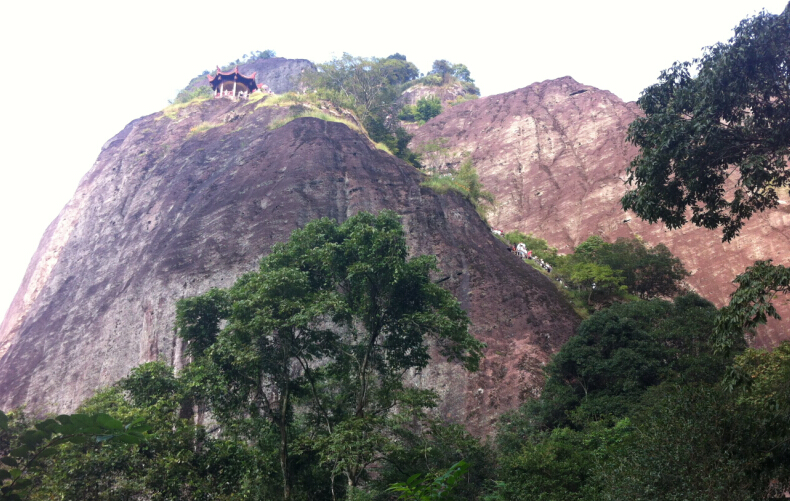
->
(621, 5, 790, 344)
(622, 5, 790, 242)
(176, 211, 483, 499)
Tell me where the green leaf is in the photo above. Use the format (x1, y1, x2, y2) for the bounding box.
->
(37, 448, 60, 458)
(0, 469, 10, 480)
(20, 430, 47, 448)
(55, 414, 71, 425)
(123, 418, 145, 430)
(8, 446, 29, 458)
(12, 479, 31, 489)
(0, 411, 7, 431)
(8, 470, 21, 480)
(113, 434, 141, 445)
(57, 424, 77, 435)
(67, 435, 88, 444)
(69, 413, 92, 428)
(95, 413, 123, 431)
(0, 457, 18, 467)
(128, 424, 151, 434)
(95, 435, 115, 443)
(35, 418, 61, 434)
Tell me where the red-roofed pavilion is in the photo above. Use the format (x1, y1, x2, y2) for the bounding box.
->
(207, 66, 259, 99)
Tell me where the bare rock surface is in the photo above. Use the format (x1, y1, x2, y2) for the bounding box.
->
(400, 82, 476, 107)
(411, 76, 790, 347)
(0, 98, 579, 434)
(183, 57, 316, 95)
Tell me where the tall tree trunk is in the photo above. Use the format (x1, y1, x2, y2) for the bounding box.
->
(280, 385, 291, 501)
(356, 328, 379, 417)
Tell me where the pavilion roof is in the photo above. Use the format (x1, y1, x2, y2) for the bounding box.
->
(207, 66, 258, 92)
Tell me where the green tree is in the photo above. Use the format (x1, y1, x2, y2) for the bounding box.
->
(606, 238, 689, 299)
(498, 419, 633, 501)
(622, 5, 790, 242)
(177, 252, 339, 500)
(386, 460, 469, 501)
(400, 96, 444, 123)
(0, 409, 148, 501)
(430, 60, 454, 80)
(566, 262, 625, 305)
(307, 53, 413, 123)
(422, 157, 495, 220)
(376, 418, 496, 501)
(598, 378, 790, 501)
(177, 211, 483, 498)
(31, 366, 283, 501)
(621, 4, 790, 348)
(427, 60, 480, 94)
(305, 53, 421, 164)
(714, 259, 790, 352)
(507, 294, 728, 432)
(415, 96, 443, 122)
(551, 236, 689, 304)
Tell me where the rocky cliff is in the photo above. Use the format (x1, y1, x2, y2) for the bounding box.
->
(0, 97, 579, 434)
(411, 76, 790, 347)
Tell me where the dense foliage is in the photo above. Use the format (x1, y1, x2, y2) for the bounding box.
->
(4, 220, 789, 500)
(423, 60, 480, 95)
(0, 409, 148, 500)
(399, 96, 443, 123)
(496, 293, 790, 500)
(302, 53, 479, 166)
(303, 53, 422, 164)
(504, 233, 689, 312)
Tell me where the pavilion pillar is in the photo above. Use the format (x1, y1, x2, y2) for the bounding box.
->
(233, 81, 237, 97)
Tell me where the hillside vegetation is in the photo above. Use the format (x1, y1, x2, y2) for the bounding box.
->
(3, 5, 790, 499)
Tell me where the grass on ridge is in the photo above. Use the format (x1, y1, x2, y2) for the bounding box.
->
(159, 97, 211, 121)
(268, 110, 361, 132)
(188, 121, 222, 137)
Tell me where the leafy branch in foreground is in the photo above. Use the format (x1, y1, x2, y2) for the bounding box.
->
(714, 260, 790, 354)
(387, 460, 469, 501)
(0, 410, 148, 500)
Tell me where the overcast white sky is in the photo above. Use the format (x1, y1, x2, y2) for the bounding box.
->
(0, 0, 787, 320)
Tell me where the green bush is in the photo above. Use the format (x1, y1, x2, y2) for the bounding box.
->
(171, 85, 213, 105)
(415, 96, 442, 121)
(398, 104, 418, 121)
(422, 158, 494, 220)
(399, 96, 443, 123)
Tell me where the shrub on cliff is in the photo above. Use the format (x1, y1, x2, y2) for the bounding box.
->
(422, 157, 495, 220)
(399, 95, 443, 123)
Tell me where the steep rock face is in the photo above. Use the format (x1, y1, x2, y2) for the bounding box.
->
(400, 82, 476, 107)
(411, 77, 790, 347)
(184, 57, 316, 94)
(0, 99, 579, 434)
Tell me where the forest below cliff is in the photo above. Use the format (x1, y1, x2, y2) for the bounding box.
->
(2, 4, 789, 501)
(2, 216, 788, 501)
